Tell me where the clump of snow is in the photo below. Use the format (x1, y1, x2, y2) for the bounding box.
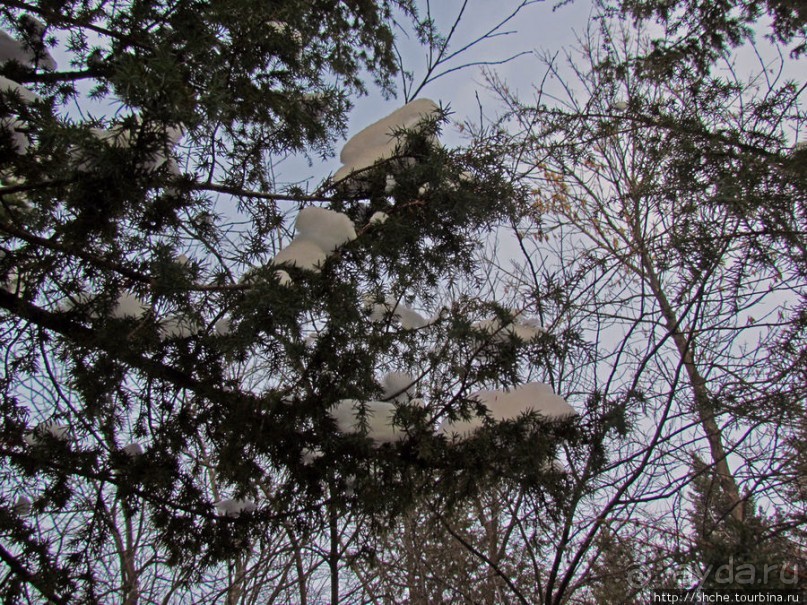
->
(439, 413, 487, 440)
(333, 98, 439, 183)
(541, 459, 567, 474)
(395, 304, 428, 330)
(13, 495, 32, 516)
(366, 295, 429, 330)
(271, 239, 328, 272)
(59, 290, 151, 320)
(90, 121, 183, 172)
(0, 27, 56, 70)
(381, 372, 416, 403)
(267, 20, 302, 44)
(111, 292, 149, 319)
(474, 382, 575, 422)
(368, 211, 389, 226)
(271, 207, 356, 273)
(440, 382, 575, 440)
(301, 447, 323, 465)
(0, 267, 23, 295)
(1, 117, 29, 154)
(24, 419, 70, 445)
(19, 15, 47, 38)
(275, 270, 292, 286)
(612, 100, 628, 112)
(362, 294, 387, 322)
(214, 499, 257, 517)
(328, 399, 361, 433)
(368, 303, 386, 322)
(158, 315, 201, 340)
(295, 207, 357, 252)
(0, 75, 41, 104)
(214, 317, 232, 336)
(330, 399, 404, 444)
(122, 442, 144, 457)
(520, 317, 544, 331)
(473, 317, 543, 343)
(56, 291, 95, 314)
(384, 175, 396, 193)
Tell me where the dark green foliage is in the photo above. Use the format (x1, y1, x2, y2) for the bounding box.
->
(686, 456, 801, 591)
(0, 1, 572, 602)
(613, 0, 807, 66)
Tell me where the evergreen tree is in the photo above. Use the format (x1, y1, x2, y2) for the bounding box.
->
(589, 527, 642, 604)
(687, 455, 800, 591)
(612, 0, 807, 67)
(0, 1, 574, 602)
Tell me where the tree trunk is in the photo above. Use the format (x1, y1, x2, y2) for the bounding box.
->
(641, 249, 745, 523)
(329, 497, 339, 605)
(122, 510, 140, 605)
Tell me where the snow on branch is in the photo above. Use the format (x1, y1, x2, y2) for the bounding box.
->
(332, 98, 440, 183)
(440, 382, 575, 439)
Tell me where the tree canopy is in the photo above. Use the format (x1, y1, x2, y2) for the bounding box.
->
(1, 0, 805, 603)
